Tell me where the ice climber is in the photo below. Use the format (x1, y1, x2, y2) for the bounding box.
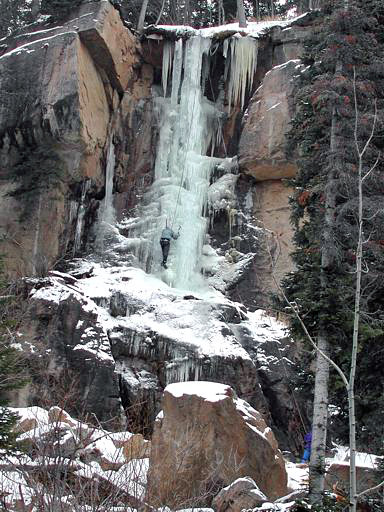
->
(160, 225, 180, 269)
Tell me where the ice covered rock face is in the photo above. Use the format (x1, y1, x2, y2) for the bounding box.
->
(121, 31, 260, 291)
(147, 382, 287, 507)
(14, 264, 299, 452)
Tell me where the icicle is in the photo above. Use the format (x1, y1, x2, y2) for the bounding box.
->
(226, 36, 258, 113)
(171, 39, 183, 106)
(73, 179, 91, 255)
(223, 38, 229, 59)
(162, 41, 173, 97)
(100, 141, 116, 226)
(32, 193, 43, 275)
(96, 140, 116, 251)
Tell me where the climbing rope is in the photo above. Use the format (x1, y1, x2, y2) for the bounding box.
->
(268, 234, 308, 434)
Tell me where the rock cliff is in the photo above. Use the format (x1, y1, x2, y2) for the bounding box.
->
(0, 1, 318, 457)
(0, 0, 150, 275)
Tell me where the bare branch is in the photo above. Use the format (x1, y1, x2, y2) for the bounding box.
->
(355, 479, 384, 499)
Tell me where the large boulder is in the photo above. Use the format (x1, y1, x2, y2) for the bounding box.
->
(212, 477, 268, 512)
(147, 381, 287, 508)
(325, 451, 380, 494)
(238, 59, 301, 181)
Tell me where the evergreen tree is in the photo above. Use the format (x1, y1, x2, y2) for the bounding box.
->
(0, 261, 27, 452)
(283, 0, 384, 472)
(0, 343, 23, 452)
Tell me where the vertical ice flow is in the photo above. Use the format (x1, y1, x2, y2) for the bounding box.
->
(32, 193, 43, 275)
(101, 140, 116, 226)
(126, 36, 218, 290)
(96, 140, 116, 251)
(73, 179, 91, 255)
(126, 34, 258, 291)
(162, 41, 173, 97)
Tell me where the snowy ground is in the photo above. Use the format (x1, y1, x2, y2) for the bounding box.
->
(2, 403, 380, 512)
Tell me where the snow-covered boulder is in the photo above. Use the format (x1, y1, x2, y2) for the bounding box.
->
(325, 449, 380, 494)
(9, 406, 49, 434)
(212, 476, 268, 512)
(147, 381, 287, 508)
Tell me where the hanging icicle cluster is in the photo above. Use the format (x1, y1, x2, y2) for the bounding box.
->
(224, 36, 258, 113)
(162, 41, 173, 97)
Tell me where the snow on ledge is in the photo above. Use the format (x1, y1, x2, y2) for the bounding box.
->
(165, 381, 232, 402)
(146, 12, 311, 40)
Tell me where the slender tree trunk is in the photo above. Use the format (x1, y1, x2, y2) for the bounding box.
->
(255, 0, 260, 20)
(218, 0, 225, 25)
(348, 71, 378, 512)
(237, 0, 247, 27)
(31, 0, 41, 17)
(348, 155, 362, 512)
(309, 59, 341, 504)
(137, 0, 150, 33)
(155, 0, 166, 25)
(309, 333, 330, 502)
(184, 0, 191, 25)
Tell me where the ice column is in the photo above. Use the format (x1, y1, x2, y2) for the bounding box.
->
(96, 140, 116, 251)
(126, 36, 220, 290)
(73, 179, 91, 255)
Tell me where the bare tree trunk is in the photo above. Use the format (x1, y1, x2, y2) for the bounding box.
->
(309, 58, 341, 504)
(237, 0, 247, 27)
(137, 0, 150, 33)
(348, 71, 378, 512)
(218, 0, 225, 25)
(184, 0, 191, 25)
(255, 0, 260, 20)
(309, 334, 330, 502)
(31, 0, 41, 17)
(155, 0, 167, 25)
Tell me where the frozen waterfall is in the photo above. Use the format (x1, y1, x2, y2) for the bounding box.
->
(123, 34, 258, 291)
(125, 36, 221, 290)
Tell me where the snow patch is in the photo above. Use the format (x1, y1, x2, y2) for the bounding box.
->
(165, 381, 232, 402)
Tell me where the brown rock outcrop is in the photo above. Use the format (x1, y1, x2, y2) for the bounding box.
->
(212, 477, 267, 512)
(147, 381, 287, 508)
(238, 59, 301, 181)
(252, 180, 295, 301)
(122, 433, 151, 461)
(326, 459, 379, 494)
(0, 1, 144, 277)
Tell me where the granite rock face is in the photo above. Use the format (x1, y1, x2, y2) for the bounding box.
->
(147, 382, 287, 507)
(0, 1, 151, 276)
(238, 59, 301, 181)
(14, 273, 122, 423)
